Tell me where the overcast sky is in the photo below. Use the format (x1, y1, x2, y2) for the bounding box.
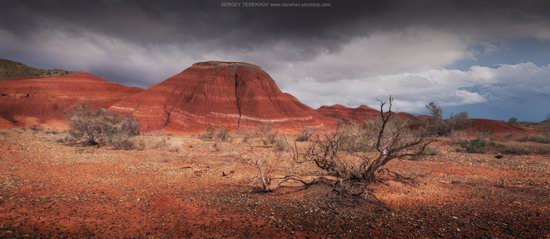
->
(1, 0, 550, 121)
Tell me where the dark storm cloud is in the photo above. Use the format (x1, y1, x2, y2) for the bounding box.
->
(2, 0, 550, 120)
(2, 0, 548, 55)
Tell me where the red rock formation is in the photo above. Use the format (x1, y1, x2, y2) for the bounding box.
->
(469, 119, 525, 134)
(110, 61, 324, 132)
(0, 72, 143, 128)
(317, 104, 417, 126)
(317, 104, 378, 125)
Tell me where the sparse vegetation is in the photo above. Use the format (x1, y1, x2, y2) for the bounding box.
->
(458, 139, 488, 153)
(447, 111, 470, 130)
(508, 117, 518, 125)
(519, 134, 550, 144)
(411, 146, 439, 160)
(65, 104, 142, 150)
(425, 102, 451, 136)
(244, 96, 433, 196)
(262, 132, 277, 145)
(0, 58, 69, 80)
(294, 130, 311, 142)
(304, 97, 432, 195)
(203, 125, 230, 142)
(272, 135, 289, 152)
(457, 138, 530, 155)
(240, 148, 303, 192)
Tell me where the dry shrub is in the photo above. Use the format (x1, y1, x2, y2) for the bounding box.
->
(447, 111, 470, 131)
(150, 137, 169, 149)
(273, 135, 289, 152)
(236, 129, 256, 142)
(66, 104, 142, 150)
(259, 122, 273, 136)
(425, 102, 451, 136)
(202, 125, 230, 142)
(243, 96, 433, 196)
(519, 134, 550, 144)
(261, 131, 289, 152)
(241, 144, 306, 192)
(295, 130, 311, 142)
(149, 137, 182, 152)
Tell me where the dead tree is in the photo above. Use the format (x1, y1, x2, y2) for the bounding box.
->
(242, 96, 433, 195)
(303, 96, 433, 195)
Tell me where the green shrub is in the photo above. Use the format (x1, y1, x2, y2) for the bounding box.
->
(458, 139, 487, 153)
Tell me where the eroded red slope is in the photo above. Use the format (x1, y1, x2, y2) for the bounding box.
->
(0, 72, 143, 128)
(110, 61, 324, 132)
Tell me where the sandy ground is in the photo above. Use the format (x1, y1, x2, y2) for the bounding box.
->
(0, 128, 549, 238)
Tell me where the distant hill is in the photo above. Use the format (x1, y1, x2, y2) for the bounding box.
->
(0, 59, 70, 80)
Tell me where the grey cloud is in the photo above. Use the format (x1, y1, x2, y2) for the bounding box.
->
(1, 0, 550, 121)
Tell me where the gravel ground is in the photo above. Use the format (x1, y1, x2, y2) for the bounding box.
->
(0, 128, 549, 238)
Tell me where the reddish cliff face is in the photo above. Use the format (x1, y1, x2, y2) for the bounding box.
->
(0, 72, 143, 128)
(110, 61, 324, 132)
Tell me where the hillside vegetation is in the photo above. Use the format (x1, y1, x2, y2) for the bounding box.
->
(0, 59, 69, 80)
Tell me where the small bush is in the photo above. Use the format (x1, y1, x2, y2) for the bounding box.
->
(66, 104, 141, 150)
(495, 144, 530, 155)
(262, 132, 277, 145)
(295, 130, 311, 142)
(534, 146, 550, 155)
(423, 146, 439, 156)
(216, 127, 230, 142)
(458, 139, 530, 155)
(425, 102, 451, 136)
(31, 125, 43, 132)
(508, 117, 518, 125)
(519, 134, 550, 144)
(411, 146, 439, 160)
(273, 135, 289, 152)
(209, 143, 221, 152)
(151, 137, 169, 149)
(447, 112, 470, 130)
(259, 122, 273, 136)
(202, 125, 230, 142)
(236, 130, 255, 142)
(458, 139, 488, 153)
(112, 136, 144, 150)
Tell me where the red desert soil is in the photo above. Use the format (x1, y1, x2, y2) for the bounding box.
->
(0, 129, 548, 238)
(110, 61, 324, 132)
(0, 72, 142, 129)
